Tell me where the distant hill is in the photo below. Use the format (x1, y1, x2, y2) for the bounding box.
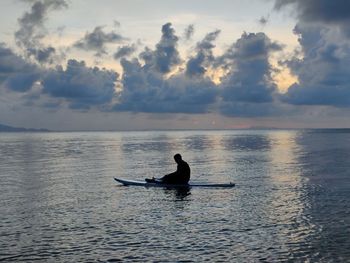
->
(0, 123, 50, 132)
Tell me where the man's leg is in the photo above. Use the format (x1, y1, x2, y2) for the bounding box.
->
(145, 177, 156, 183)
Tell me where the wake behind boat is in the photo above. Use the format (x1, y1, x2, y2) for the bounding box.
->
(114, 178, 235, 188)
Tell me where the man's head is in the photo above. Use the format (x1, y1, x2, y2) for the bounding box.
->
(174, 153, 182, 163)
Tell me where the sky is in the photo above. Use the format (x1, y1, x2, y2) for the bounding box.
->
(0, 0, 350, 130)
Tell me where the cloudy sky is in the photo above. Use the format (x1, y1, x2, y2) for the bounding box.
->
(1, 0, 350, 130)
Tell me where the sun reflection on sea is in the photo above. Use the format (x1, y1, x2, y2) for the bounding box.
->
(266, 131, 316, 256)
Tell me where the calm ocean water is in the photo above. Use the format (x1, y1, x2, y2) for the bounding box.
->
(1, 129, 350, 262)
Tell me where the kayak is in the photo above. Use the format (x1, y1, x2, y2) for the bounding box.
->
(114, 178, 235, 188)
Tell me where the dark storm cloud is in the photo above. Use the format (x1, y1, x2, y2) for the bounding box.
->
(274, 0, 350, 37)
(280, 23, 350, 107)
(196, 30, 221, 51)
(139, 23, 181, 74)
(113, 44, 137, 60)
(274, 0, 350, 25)
(113, 56, 217, 114)
(74, 26, 125, 56)
(4, 72, 40, 93)
(5, 8, 288, 117)
(42, 59, 118, 109)
(155, 23, 181, 73)
(29, 46, 56, 63)
(112, 24, 220, 114)
(15, 0, 67, 63)
(0, 44, 39, 92)
(42, 60, 118, 106)
(275, 0, 350, 107)
(183, 24, 194, 41)
(220, 32, 282, 107)
(1, 44, 119, 110)
(281, 82, 350, 107)
(185, 29, 220, 77)
(112, 24, 286, 116)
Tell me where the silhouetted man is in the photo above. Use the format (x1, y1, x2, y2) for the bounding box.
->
(146, 153, 191, 184)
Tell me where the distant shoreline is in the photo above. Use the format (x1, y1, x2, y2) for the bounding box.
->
(0, 124, 50, 133)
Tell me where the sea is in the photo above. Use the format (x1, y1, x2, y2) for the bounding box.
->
(0, 129, 349, 262)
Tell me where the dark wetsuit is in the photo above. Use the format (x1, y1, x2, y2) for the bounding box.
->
(161, 160, 191, 184)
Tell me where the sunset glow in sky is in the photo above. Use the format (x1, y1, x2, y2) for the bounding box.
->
(1, 0, 350, 130)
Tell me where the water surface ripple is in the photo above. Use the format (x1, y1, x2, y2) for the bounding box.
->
(1, 130, 349, 262)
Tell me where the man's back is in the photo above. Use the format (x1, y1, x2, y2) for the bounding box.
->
(177, 160, 190, 183)
(162, 159, 190, 184)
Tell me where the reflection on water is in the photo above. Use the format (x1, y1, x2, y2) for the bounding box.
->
(0, 130, 350, 261)
(294, 130, 350, 261)
(165, 187, 192, 200)
(222, 133, 271, 152)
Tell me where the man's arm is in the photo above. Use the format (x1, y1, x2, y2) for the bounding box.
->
(161, 171, 178, 183)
